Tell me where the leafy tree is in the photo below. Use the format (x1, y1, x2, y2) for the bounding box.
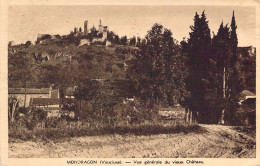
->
(107, 31, 118, 43)
(77, 80, 123, 124)
(61, 98, 77, 120)
(74, 80, 98, 119)
(25, 41, 32, 48)
(136, 37, 141, 47)
(114, 35, 120, 44)
(74, 27, 78, 33)
(127, 23, 188, 109)
(25, 108, 47, 130)
(129, 36, 136, 46)
(120, 36, 127, 45)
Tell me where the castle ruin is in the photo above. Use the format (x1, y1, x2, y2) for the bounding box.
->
(36, 19, 109, 46)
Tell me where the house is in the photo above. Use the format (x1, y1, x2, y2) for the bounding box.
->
(238, 46, 256, 58)
(239, 90, 256, 105)
(8, 86, 59, 107)
(236, 90, 256, 126)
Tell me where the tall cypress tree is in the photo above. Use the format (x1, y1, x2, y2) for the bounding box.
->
(186, 11, 212, 123)
(212, 22, 231, 124)
(230, 11, 238, 64)
(224, 11, 243, 124)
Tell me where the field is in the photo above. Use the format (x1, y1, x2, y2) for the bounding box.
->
(9, 124, 256, 158)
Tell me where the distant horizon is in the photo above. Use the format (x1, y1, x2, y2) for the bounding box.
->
(8, 5, 256, 47)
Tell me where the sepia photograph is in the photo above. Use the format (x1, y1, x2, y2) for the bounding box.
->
(4, 3, 257, 161)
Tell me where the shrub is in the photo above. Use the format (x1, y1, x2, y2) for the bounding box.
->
(23, 108, 48, 130)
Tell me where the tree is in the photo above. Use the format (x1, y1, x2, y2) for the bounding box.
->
(185, 11, 212, 123)
(74, 27, 78, 33)
(230, 11, 238, 64)
(224, 11, 243, 124)
(114, 35, 120, 44)
(211, 22, 231, 123)
(136, 37, 141, 47)
(120, 36, 127, 45)
(210, 11, 243, 125)
(127, 23, 188, 109)
(25, 41, 32, 48)
(61, 98, 77, 120)
(107, 31, 117, 43)
(25, 108, 47, 130)
(129, 36, 136, 46)
(74, 80, 98, 119)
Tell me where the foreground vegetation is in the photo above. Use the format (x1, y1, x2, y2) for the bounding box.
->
(9, 119, 203, 142)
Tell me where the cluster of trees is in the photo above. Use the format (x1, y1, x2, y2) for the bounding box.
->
(126, 11, 244, 124)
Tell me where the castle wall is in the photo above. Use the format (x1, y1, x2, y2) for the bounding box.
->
(99, 25, 103, 33)
(102, 31, 107, 42)
(79, 39, 91, 46)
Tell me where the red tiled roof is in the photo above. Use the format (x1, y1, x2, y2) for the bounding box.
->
(9, 88, 50, 94)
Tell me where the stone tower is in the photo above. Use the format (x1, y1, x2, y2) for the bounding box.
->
(84, 20, 88, 36)
(102, 26, 108, 42)
(98, 19, 103, 33)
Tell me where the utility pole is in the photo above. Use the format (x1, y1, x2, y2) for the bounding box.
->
(24, 81, 27, 108)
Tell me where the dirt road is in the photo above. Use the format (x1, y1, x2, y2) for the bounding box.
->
(9, 124, 256, 158)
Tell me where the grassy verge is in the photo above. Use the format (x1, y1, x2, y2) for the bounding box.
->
(9, 122, 206, 142)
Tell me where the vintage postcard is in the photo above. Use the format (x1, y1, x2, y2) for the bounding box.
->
(0, 0, 259, 166)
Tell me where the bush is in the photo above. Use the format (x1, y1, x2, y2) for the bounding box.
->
(18, 107, 29, 115)
(23, 108, 48, 130)
(116, 98, 159, 124)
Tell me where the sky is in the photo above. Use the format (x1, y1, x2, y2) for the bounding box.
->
(8, 5, 256, 46)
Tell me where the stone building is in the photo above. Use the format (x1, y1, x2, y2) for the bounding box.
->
(237, 90, 256, 126)
(8, 87, 59, 107)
